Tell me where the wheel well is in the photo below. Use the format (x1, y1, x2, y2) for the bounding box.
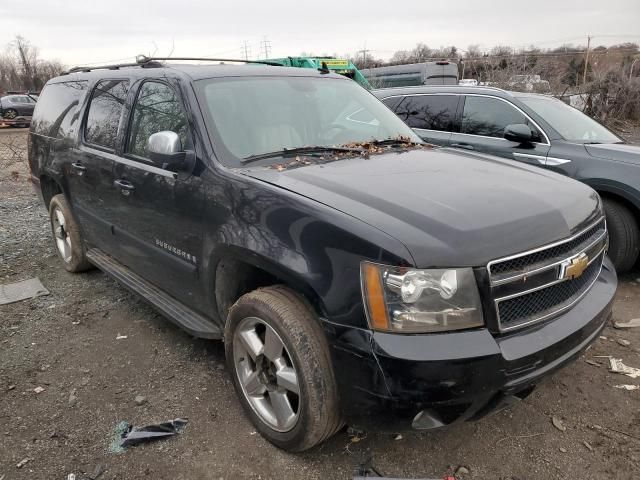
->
(39, 175, 63, 209)
(598, 191, 640, 226)
(214, 257, 325, 326)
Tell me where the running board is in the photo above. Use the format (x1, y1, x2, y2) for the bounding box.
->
(86, 248, 222, 339)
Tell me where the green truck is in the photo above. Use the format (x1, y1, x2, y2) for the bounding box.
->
(266, 57, 372, 89)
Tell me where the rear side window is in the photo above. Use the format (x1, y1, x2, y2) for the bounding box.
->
(84, 80, 129, 150)
(396, 95, 458, 132)
(380, 96, 405, 112)
(126, 81, 189, 159)
(31, 81, 87, 139)
(461, 96, 527, 138)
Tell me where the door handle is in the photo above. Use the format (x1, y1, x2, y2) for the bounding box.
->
(114, 179, 135, 196)
(450, 143, 475, 150)
(71, 162, 86, 175)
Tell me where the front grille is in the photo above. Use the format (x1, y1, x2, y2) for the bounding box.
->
(487, 218, 607, 332)
(497, 252, 603, 328)
(489, 219, 605, 277)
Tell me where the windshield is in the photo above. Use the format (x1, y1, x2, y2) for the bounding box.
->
(519, 96, 621, 144)
(195, 76, 421, 166)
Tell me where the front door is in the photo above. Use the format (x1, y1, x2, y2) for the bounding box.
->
(449, 95, 550, 165)
(110, 79, 205, 308)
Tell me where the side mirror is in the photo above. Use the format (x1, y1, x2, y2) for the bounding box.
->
(148, 131, 186, 170)
(504, 124, 533, 143)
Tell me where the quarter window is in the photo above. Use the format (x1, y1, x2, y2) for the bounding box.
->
(396, 95, 458, 132)
(31, 81, 87, 139)
(461, 96, 541, 140)
(84, 80, 129, 150)
(127, 81, 189, 159)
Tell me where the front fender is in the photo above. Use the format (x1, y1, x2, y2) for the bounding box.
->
(201, 171, 413, 330)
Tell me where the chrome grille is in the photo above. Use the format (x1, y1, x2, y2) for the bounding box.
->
(488, 218, 607, 332)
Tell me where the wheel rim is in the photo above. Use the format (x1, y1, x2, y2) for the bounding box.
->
(232, 316, 301, 432)
(4, 109, 17, 119)
(52, 207, 72, 262)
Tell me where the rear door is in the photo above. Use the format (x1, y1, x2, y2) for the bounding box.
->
(449, 95, 550, 164)
(387, 94, 460, 146)
(67, 79, 129, 255)
(110, 79, 205, 307)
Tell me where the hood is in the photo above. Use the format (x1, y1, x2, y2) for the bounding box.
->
(243, 148, 602, 267)
(584, 143, 640, 165)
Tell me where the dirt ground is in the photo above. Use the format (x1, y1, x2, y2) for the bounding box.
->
(1, 127, 639, 480)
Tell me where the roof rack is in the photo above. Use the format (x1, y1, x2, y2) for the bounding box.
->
(62, 55, 283, 75)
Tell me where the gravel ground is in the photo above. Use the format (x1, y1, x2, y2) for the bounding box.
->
(1, 128, 640, 480)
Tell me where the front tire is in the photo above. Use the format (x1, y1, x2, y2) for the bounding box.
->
(225, 286, 342, 452)
(603, 198, 639, 273)
(49, 194, 92, 272)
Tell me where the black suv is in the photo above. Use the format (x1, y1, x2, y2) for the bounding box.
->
(374, 85, 640, 272)
(28, 59, 616, 452)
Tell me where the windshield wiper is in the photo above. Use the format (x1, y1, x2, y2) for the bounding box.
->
(369, 138, 422, 147)
(241, 146, 363, 164)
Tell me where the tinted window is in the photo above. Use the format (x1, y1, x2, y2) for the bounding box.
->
(127, 81, 188, 158)
(396, 95, 458, 132)
(461, 96, 530, 138)
(380, 96, 405, 112)
(84, 80, 129, 150)
(31, 81, 87, 139)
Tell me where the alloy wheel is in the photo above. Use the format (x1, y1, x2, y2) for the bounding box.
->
(233, 316, 301, 432)
(52, 207, 72, 262)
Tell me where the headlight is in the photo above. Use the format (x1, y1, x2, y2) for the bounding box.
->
(361, 262, 484, 333)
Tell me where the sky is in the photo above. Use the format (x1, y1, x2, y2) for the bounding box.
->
(1, 0, 639, 67)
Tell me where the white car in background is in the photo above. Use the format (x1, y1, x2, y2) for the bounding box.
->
(458, 78, 478, 86)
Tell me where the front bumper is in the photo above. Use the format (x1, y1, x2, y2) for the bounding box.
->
(323, 257, 616, 432)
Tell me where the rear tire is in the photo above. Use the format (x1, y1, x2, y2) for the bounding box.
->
(603, 198, 639, 273)
(49, 194, 92, 272)
(225, 285, 342, 452)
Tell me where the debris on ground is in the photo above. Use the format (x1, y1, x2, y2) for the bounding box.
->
(16, 458, 29, 468)
(67, 474, 76, 480)
(116, 333, 128, 340)
(609, 357, 640, 378)
(614, 384, 640, 390)
(585, 359, 601, 367)
(394, 434, 403, 440)
(552, 416, 567, 432)
(617, 339, 631, 347)
(134, 395, 147, 406)
(455, 465, 470, 476)
(87, 464, 105, 479)
(583, 441, 594, 451)
(0, 277, 49, 305)
(33, 386, 45, 394)
(353, 457, 451, 479)
(614, 318, 640, 329)
(110, 418, 188, 452)
(348, 427, 366, 444)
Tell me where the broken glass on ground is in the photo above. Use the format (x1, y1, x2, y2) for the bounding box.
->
(109, 418, 188, 453)
(0, 277, 49, 305)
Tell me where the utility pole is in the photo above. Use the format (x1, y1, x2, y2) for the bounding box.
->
(240, 41, 251, 61)
(582, 35, 591, 86)
(260, 37, 272, 59)
(358, 48, 370, 69)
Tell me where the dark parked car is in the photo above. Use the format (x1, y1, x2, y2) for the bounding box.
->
(1, 93, 37, 127)
(28, 59, 616, 451)
(374, 85, 640, 272)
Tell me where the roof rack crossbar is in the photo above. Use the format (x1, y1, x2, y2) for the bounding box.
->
(62, 55, 282, 75)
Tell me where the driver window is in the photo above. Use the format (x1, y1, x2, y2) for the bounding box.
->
(127, 81, 189, 159)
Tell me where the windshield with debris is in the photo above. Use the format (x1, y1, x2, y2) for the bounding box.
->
(195, 75, 422, 167)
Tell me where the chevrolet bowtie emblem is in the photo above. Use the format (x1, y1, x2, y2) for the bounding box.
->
(559, 252, 589, 280)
